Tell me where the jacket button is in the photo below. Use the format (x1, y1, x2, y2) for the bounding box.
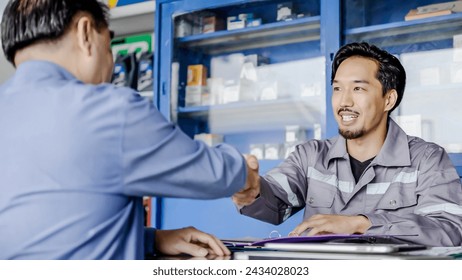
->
(308, 197, 314, 204)
(389, 200, 397, 206)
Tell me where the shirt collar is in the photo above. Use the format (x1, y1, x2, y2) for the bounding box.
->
(13, 60, 77, 83)
(325, 118, 411, 167)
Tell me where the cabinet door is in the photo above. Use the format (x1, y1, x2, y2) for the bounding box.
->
(155, 0, 335, 238)
(343, 0, 462, 174)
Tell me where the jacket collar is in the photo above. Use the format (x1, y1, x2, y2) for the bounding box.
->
(325, 118, 411, 167)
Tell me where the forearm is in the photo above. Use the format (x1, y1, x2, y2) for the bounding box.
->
(363, 212, 462, 246)
(240, 178, 302, 225)
(122, 96, 246, 199)
(125, 138, 246, 199)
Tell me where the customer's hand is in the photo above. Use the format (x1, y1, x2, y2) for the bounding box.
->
(232, 154, 260, 207)
(155, 227, 230, 257)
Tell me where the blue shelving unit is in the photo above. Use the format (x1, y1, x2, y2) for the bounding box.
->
(153, 0, 339, 237)
(152, 0, 462, 235)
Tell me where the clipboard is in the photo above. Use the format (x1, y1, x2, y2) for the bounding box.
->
(264, 242, 427, 254)
(222, 234, 418, 247)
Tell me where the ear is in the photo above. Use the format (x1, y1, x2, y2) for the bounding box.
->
(75, 15, 94, 57)
(384, 89, 398, 112)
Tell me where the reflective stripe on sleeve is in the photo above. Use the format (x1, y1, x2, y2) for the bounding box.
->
(283, 207, 292, 221)
(268, 172, 301, 207)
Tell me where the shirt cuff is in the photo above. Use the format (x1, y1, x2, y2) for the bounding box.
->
(359, 213, 389, 234)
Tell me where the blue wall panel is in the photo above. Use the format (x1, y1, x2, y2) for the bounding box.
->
(161, 197, 303, 239)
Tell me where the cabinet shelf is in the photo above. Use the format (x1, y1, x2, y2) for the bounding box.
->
(344, 13, 462, 47)
(176, 16, 321, 55)
(109, 1, 156, 37)
(178, 98, 322, 133)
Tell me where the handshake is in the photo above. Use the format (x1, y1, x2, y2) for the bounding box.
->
(232, 154, 261, 207)
(231, 154, 371, 237)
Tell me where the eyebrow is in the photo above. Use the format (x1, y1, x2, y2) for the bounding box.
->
(332, 79, 370, 84)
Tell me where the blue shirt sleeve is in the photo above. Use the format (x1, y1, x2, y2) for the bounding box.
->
(120, 91, 247, 199)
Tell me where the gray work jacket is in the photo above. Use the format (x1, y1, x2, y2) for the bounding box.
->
(241, 119, 462, 246)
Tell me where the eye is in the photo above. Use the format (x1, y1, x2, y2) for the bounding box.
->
(333, 86, 340, 91)
(353, 86, 365, 91)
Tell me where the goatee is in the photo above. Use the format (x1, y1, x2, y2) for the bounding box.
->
(339, 128, 365, 139)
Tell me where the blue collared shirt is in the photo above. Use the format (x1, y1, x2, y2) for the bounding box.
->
(0, 61, 246, 259)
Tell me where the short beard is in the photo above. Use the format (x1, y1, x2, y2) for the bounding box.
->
(339, 128, 365, 140)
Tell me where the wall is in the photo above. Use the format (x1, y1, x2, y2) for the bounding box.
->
(0, 0, 14, 83)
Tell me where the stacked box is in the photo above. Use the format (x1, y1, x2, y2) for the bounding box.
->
(202, 15, 225, 33)
(187, 65, 207, 86)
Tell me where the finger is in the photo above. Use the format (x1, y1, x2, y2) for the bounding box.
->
(232, 194, 250, 205)
(244, 154, 259, 170)
(176, 241, 209, 257)
(236, 187, 259, 198)
(192, 232, 227, 256)
(233, 190, 253, 198)
(290, 221, 311, 236)
(306, 227, 320, 236)
(233, 197, 254, 206)
(201, 237, 230, 256)
(212, 235, 231, 255)
(232, 191, 257, 205)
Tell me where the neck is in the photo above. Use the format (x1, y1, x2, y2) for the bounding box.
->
(14, 37, 77, 76)
(346, 119, 388, 162)
(16, 44, 62, 65)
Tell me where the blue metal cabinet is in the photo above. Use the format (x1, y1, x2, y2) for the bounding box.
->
(153, 0, 341, 237)
(152, 0, 462, 237)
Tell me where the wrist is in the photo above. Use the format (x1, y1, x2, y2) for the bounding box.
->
(355, 215, 371, 234)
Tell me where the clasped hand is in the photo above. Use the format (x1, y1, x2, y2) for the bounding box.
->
(232, 154, 260, 207)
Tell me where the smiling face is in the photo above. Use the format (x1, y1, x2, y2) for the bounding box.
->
(332, 56, 395, 141)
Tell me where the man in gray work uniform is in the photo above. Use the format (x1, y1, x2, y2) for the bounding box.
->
(233, 42, 462, 246)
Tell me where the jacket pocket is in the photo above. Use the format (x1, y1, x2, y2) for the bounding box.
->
(306, 185, 336, 208)
(376, 185, 417, 210)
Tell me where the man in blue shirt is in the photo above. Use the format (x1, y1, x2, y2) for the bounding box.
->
(0, 0, 249, 259)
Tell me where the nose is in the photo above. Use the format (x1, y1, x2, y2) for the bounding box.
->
(339, 90, 354, 107)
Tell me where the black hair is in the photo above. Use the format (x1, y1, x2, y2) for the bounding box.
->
(1, 0, 110, 64)
(331, 42, 406, 113)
